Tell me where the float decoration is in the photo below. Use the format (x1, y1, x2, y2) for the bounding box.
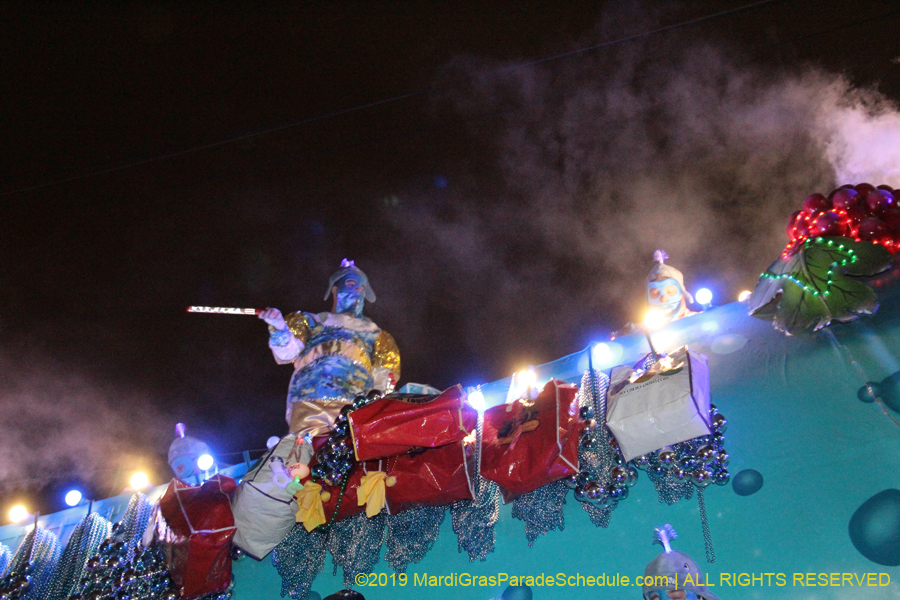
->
(569, 368, 629, 527)
(158, 476, 237, 599)
(0, 543, 9, 579)
(324, 512, 386, 587)
(45, 512, 111, 600)
(0, 526, 61, 600)
(384, 505, 445, 573)
(749, 236, 891, 334)
(450, 411, 501, 562)
(272, 526, 328, 600)
(231, 433, 311, 559)
(480, 380, 581, 503)
(510, 481, 569, 547)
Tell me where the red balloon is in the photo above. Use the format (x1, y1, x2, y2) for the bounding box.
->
(802, 193, 830, 213)
(865, 189, 894, 216)
(858, 218, 887, 241)
(810, 211, 841, 237)
(831, 188, 860, 211)
(877, 184, 895, 192)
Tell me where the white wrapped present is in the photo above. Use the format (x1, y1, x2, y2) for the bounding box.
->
(606, 346, 712, 462)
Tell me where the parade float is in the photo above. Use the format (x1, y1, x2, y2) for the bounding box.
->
(2, 184, 900, 600)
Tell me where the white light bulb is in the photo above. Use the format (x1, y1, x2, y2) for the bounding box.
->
(197, 454, 215, 471)
(468, 389, 485, 411)
(64, 490, 83, 507)
(9, 505, 29, 523)
(130, 472, 150, 490)
(695, 288, 713, 305)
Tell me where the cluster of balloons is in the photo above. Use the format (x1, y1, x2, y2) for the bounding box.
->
(310, 390, 383, 486)
(564, 404, 639, 507)
(632, 405, 730, 489)
(785, 183, 900, 255)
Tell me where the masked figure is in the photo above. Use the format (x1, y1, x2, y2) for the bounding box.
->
(611, 251, 697, 340)
(647, 250, 696, 324)
(259, 260, 401, 434)
(642, 525, 720, 600)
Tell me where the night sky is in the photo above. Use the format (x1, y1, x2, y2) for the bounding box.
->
(3, 0, 900, 517)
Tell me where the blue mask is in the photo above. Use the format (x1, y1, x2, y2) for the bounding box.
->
(333, 276, 366, 317)
(648, 278, 684, 315)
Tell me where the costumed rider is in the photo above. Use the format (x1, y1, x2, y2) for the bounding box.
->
(647, 250, 696, 324)
(612, 250, 697, 340)
(642, 525, 720, 600)
(258, 259, 401, 436)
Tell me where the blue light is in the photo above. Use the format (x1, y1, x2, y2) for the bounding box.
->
(197, 454, 215, 471)
(64, 490, 83, 507)
(467, 389, 485, 412)
(695, 288, 713, 305)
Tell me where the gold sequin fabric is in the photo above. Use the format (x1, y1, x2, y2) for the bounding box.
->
(285, 312, 311, 345)
(372, 330, 401, 380)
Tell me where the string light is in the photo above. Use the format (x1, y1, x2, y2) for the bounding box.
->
(762, 238, 858, 297)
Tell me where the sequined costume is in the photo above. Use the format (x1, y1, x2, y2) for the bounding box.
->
(270, 311, 400, 424)
(266, 261, 400, 429)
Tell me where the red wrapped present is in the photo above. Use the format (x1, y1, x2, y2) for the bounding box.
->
(159, 475, 237, 599)
(348, 385, 477, 460)
(480, 379, 581, 503)
(364, 439, 475, 515)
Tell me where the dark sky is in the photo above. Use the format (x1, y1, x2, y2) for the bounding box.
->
(3, 0, 900, 516)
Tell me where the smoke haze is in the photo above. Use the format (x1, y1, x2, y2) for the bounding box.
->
(367, 25, 900, 384)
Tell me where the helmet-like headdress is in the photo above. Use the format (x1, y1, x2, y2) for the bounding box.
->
(642, 525, 719, 600)
(324, 259, 376, 302)
(647, 250, 693, 304)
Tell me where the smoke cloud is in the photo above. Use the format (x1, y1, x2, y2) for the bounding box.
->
(368, 15, 900, 386)
(0, 347, 170, 502)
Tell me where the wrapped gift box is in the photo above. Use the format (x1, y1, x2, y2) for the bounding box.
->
(606, 346, 712, 461)
(367, 439, 475, 515)
(348, 385, 477, 460)
(480, 379, 581, 503)
(232, 433, 312, 560)
(159, 475, 237, 599)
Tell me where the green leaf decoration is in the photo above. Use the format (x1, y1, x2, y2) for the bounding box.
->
(748, 236, 892, 335)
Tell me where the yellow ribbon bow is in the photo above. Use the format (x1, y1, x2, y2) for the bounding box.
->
(294, 482, 329, 532)
(357, 471, 396, 517)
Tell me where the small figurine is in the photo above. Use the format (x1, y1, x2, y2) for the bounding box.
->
(647, 250, 697, 324)
(642, 525, 720, 600)
(167, 423, 212, 480)
(612, 251, 697, 340)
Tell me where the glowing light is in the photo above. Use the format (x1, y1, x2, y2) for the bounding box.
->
(197, 454, 214, 471)
(130, 472, 150, 490)
(175, 423, 186, 438)
(64, 490, 83, 507)
(518, 367, 537, 388)
(695, 288, 713, 305)
(643, 308, 666, 331)
(738, 290, 752, 302)
(592, 343, 613, 365)
(467, 389, 485, 411)
(266, 436, 280, 450)
(9, 505, 29, 523)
